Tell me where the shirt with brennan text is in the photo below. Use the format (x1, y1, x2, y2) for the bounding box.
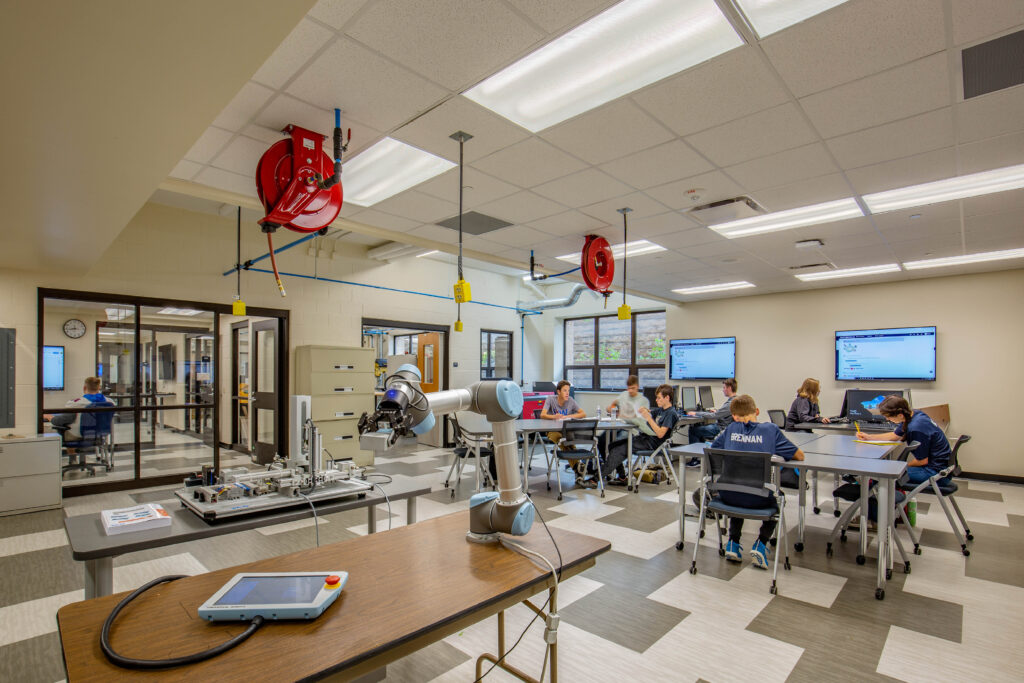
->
(711, 420, 798, 460)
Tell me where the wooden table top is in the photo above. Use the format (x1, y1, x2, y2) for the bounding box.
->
(57, 511, 610, 681)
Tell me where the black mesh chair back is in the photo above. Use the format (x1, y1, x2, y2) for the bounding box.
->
(767, 410, 786, 428)
(950, 434, 971, 476)
(560, 419, 599, 451)
(703, 447, 774, 501)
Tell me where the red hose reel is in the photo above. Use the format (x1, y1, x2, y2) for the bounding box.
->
(581, 235, 615, 294)
(255, 124, 343, 233)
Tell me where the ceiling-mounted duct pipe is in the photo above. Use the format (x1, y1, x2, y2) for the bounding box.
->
(517, 283, 589, 312)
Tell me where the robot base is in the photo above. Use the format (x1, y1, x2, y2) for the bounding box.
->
(468, 491, 535, 539)
(466, 531, 500, 544)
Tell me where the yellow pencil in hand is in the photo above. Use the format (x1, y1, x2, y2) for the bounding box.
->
(854, 421, 861, 434)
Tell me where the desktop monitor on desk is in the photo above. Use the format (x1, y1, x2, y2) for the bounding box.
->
(680, 386, 697, 411)
(642, 386, 659, 406)
(841, 389, 907, 422)
(533, 381, 556, 393)
(698, 385, 714, 411)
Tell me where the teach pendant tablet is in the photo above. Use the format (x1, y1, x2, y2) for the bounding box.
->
(198, 572, 348, 621)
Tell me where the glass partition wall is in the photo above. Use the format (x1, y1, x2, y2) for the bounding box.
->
(39, 289, 288, 495)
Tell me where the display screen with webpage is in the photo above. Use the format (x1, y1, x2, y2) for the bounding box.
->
(835, 326, 936, 381)
(669, 337, 735, 380)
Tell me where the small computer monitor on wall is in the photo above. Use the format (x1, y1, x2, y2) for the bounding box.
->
(43, 345, 64, 391)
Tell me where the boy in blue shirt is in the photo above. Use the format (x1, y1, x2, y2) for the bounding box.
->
(709, 394, 804, 569)
(857, 396, 952, 486)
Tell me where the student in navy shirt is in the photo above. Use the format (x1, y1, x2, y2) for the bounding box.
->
(857, 396, 952, 486)
(709, 394, 805, 569)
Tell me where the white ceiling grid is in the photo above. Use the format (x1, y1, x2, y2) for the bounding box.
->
(166, 0, 1024, 302)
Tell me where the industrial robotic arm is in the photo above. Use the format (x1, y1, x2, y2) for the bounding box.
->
(358, 364, 534, 542)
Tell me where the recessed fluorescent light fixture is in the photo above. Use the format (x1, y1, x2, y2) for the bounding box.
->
(464, 0, 742, 132)
(735, 0, 850, 37)
(415, 250, 439, 258)
(863, 163, 1024, 214)
(104, 307, 132, 321)
(672, 281, 755, 294)
(555, 240, 666, 263)
(711, 198, 864, 238)
(795, 263, 900, 281)
(903, 247, 1024, 270)
(343, 138, 455, 207)
(157, 308, 205, 316)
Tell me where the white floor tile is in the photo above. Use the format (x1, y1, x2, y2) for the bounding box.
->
(0, 529, 68, 558)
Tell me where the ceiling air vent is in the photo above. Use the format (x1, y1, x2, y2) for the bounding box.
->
(436, 211, 512, 235)
(788, 263, 835, 271)
(962, 28, 1024, 99)
(684, 196, 765, 225)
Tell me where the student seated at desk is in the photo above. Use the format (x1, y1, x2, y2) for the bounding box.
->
(606, 375, 649, 421)
(540, 380, 589, 485)
(686, 378, 737, 443)
(785, 377, 831, 431)
(857, 396, 952, 487)
(709, 394, 805, 568)
(43, 376, 111, 448)
(600, 384, 677, 485)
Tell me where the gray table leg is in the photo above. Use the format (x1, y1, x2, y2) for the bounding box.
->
(367, 504, 377, 534)
(859, 475, 869, 560)
(626, 431, 633, 490)
(811, 471, 819, 512)
(84, 557, 113, 599)
(877, 478, 890, 598)
(678, 457, 687, 547)
(797, 468, 807, 547)
(406, 496, 417, 525)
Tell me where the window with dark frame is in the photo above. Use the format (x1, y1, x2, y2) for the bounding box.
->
(392, 334, 417, 356)
(480, 330, 513, 380)
(563, 311, 666, 390)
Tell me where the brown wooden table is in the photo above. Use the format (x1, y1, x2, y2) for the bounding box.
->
(57, 511, 610, 682)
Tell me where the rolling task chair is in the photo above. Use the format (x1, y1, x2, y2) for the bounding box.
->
(61, 405, 116, 478)
(629, 421, 686, 493)
(547, 419, 603, 500)
(897, 434, 974, 557)
(444, 413, 495, 496)
(767, 410, 787, 429)
(690, 447, 790, 594)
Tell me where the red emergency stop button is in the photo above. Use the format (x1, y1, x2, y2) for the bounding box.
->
(325, 574, 341, 589)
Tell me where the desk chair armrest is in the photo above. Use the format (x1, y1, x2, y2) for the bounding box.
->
(711, 482, 776, 498)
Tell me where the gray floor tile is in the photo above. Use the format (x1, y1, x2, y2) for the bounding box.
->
(560, 583, 689, 653)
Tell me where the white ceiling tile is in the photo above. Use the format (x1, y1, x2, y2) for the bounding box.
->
(957, 131, 1024, 174)
(826, 107, 954, 170)
(957, 85, 1024, 144)
(646, 171, 745, 211)
(951, 0, 1024, 45)
(598, 140, 714, 190)
(184, 126, 233, 164)
(210, 135, 269, 176)
(346, 0, 544, 91)
(391, 96, 530, 164)
(748, 172, 852, 212)
(962, 187, 1024, 217)
(255, 94, 383, 157)
(212, 82, 276, 132)
(242, 123, 288, 145)
(486, 225, 557, 247)
(872, 202, 960, 232)
(409, 223, 456, 242)
(194, 166, 257, 197)
(652, 226, 723, 250)
(473, 138, 587, 188)
(532, 168, 632, 207)
(528, 210, 610, 238)
(632, 46, 790, 137)
(475, 190, 566, 224)
(346, 208, 421, 232)
(169, 159, 202, 181)
(685, 103, 819, 167)
(416, 167, 519, 207)
(725, 143, 839, 191)
(308, 0, 370, 30)
(732, 216, 879, 257)
(541, 100, 673, 165)
(286, 37, 447, 132)
(578, 192, 669, 223)
(761, 0, 946, 97)
(800, 53, 950, 139)
(844, 147, 957, 195)
(370, 190, 458, 223)
(530, 235, 590, 258)
(252, 19, 334, 89)
(504, 0, 616, 32)
(625, 211, 701, 240)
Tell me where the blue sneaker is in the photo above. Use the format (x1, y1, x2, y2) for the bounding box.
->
(751, 540, 770, 569)
(724, 540, 742, 562)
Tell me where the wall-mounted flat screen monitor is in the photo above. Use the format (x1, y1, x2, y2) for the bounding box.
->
(835, 326, 936, 381)
(669, 337, 736, 380)
(43, 345, 65, 391)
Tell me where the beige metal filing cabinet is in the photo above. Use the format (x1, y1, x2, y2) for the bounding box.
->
(295, 345, 376, 467)
(0, 433, 62, 516)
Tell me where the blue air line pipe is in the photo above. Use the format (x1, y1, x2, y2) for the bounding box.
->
(222, 232, 319, 276)
(242, 267, 542, 315)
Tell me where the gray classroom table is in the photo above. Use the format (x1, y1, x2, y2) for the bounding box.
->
(670, 435, 905, 599)
(794, 421, 895, 433)
(64, 479, 430, 598)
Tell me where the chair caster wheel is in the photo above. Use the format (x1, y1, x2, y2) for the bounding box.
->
(769, 583, 777, 595)
(784, 559, 791, 571)
(886, 569, 892, 580)
(834, 510, 841, 517)
(444, 482, 449, 488)
(769, 537, 777, 547)
(875, 588, 885, 600)
(557, 494, 563, 501)
(689, 565, 697, 575)
(913, 546, 921, 555)
(826, 544, 833, 558)
(966, 533, 974, 541)
(856, 555, 866, 565)
(600, 491, 605, 498)
(699, 529, 705, 539)
(718, 548, 725, 556)
(676, 541, 684, 551)
(546, 484, 551, 491)
(962, 548, 970, 557)
(794, 542, 804, 552)
(813, 507, 821, 515)
(903, 563, 911, 574)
